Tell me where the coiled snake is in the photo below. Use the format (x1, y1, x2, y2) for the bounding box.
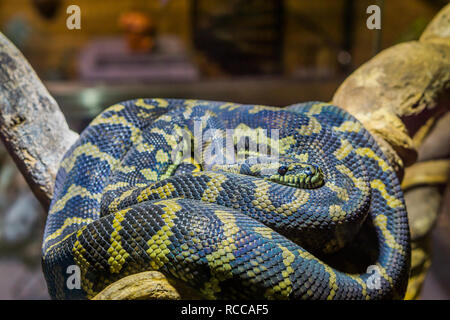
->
(42, 99, 410, 299)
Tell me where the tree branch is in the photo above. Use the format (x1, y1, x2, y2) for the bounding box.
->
(332, 3, 450, 176)
(0, 32, 78, 211)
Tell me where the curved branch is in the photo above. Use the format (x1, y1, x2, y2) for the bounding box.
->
(0, 32, 78, 211)
(332, 3, 450, 176)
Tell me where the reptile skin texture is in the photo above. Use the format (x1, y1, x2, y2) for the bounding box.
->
(42, 99, 410, 299)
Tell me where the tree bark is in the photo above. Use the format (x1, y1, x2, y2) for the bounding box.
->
(0, 32, 78, 211)
(332, 3, 450, 177)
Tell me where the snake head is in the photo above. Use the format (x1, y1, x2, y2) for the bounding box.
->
(211, 156, 324, 189)
(269, 162, 324, 188)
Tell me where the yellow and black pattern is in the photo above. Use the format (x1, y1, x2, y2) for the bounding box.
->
(42, 99, 410, 299)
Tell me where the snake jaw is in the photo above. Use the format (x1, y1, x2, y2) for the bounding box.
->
(269, 164, 324, 189)
(213, 158, 325, 189)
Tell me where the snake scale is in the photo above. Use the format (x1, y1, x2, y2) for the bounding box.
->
(42, 99, 410, 299)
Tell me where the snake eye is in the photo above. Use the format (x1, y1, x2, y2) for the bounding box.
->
(278, 165, 288, 176)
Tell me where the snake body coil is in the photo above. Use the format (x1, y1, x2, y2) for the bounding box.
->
(42, 99, 410, 299)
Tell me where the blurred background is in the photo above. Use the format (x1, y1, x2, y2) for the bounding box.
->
(0, 0, 448, 299)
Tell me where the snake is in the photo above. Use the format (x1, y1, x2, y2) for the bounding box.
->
(42, 99, 410, 299)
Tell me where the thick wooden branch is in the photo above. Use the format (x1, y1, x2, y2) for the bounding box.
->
(332, 3, 450, 176)
(332, 4, 449, 301)
(0, 32, 78, 211)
